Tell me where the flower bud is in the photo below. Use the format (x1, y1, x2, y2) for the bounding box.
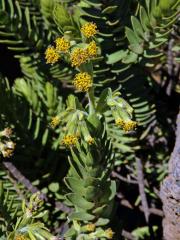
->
(0, 127, 12, 138)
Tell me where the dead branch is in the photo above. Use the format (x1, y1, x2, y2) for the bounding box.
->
(160, 112, 180, 240)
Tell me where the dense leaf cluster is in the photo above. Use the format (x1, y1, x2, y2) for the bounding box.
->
(0, 0, 179, 239)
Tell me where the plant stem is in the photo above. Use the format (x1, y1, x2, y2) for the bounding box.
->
(88, 87, 96, 115)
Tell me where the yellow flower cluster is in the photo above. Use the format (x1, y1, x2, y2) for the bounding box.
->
(51, 116, 60, 128)
(62, 134, 78, 147)
(45, 46, 59, 64)
(0, 141, 16, 158)
(87, 136, 95, 145)
(2, 148, 14, 158)
(81, 22, 97, 38)
(85, 223, 96, 232)
(45, 37, 71, 64)
(115, 118, 124, 127)
(73, 72, 93, 92)
(70, 41, 98, 67)
(116, 118, 137, 132)
(105, 228, 114, 239)
(70, 48, 88, 67)
(15, 235, 28, 240)
(87, 41, 98, 58)
(55, 37, 70, 52)
(45, 22, 98, 67)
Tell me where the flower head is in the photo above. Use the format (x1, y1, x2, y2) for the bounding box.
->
(105, 228, 114, 239)
(51, 116, 60, 128)
(87, 136, 95, 145)
(123, 120, 137, 132)
(1, 149, 14, 158)
(45, 46, 59, 64)
(70, 48, 88, 67)
(0, 127, 12, 138)
(87, 41, 98, 58)
(62, 134, 78, 147)
(0, 140, 16, 158)
(85, 223, 96, 232)
(15, 235, 28, 240)
(115, 118, 124, 128)
(116, 118, 137, 132)
(81, 22, 97, 38)
(73, 72, 93, 92)
(5, 141, 16, 149)
(55, 37, 70, 52)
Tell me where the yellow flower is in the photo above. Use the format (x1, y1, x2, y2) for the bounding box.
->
(81, 22, 98, 38)
(5, 141, 16, 150)
(73, 72, 93, 92)
(115, 118, 124, 128)
(70, 48, 88, 67)
(105, 228, 114, 239)
(123, 120, 137, 132)
(116, 118, 137, 132)
(51, 116, 60, 128)
(0, 127, 12, 138)
(62, 134, 78, 147)
(15, 235, 28, 240)
(87, 41, 98, 58)
(45, 46, 59, 64)
(85, 223, 96, 232)
(2, 148, 14, 158)
(55, 37, 70, 52)
(0, 141, 16, 158)
(87, 136, 95, 145)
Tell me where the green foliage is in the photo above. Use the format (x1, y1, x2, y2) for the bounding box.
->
(65, 125, 115, 221)
(0, 170, 54, 239)
(0, 178, 21, 235)
(7, 193, 54, 240)
(132, 226, 158, 239)
(0, 74, 64, 148)
(124, 0, 179, 61)
(0, 0, 45, 52)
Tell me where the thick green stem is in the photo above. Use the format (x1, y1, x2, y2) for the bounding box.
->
(79, 62, 95, 115)
(88, 87, 96, 115)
